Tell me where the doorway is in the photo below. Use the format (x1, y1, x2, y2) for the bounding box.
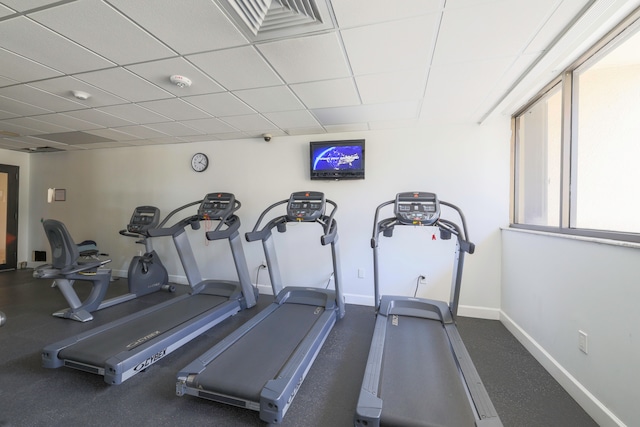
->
(0, 164, 18, 271)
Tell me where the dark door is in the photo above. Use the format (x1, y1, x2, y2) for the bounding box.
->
(0, 164, 18, 271)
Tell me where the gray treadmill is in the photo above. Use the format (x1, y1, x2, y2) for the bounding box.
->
(355, 192, 502, 427)
(42, 193, 258, 385)
(176, 191, 344, 424)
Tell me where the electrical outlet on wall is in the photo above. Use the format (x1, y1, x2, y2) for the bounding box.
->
(578, 330, 588, 354)
(419, 275, 427, 285)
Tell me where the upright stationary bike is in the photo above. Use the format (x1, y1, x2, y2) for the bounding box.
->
(118, 205, 173, 295)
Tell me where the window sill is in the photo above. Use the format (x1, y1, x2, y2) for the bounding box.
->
(502, 226, 640, 249)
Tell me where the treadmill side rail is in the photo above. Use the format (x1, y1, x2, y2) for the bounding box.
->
(444, 323, 501, 425)
(260, 309, 337, 424)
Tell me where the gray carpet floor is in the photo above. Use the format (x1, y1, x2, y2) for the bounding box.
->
(0, 269, 597, 426)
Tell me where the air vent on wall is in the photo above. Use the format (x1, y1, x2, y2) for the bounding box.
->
(219, 0, 335, 41)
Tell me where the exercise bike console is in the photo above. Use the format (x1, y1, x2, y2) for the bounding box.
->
(127, 206, 161, 234)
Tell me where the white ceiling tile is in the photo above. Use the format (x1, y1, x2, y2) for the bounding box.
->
(126, 57, 225, 96)
(0, 95, 52, 116)
(356, 70, 426, 104)
(98, 104, 170, 124)
(74, 68, 173, 102)
(137, 98, 211, 121)
(0, 119, 42, 136)
(422, 56, 514, 123)
(525, 0, 592, 54)
(0, 47, 63, 83)
(433, 0, 559, 65)
(28, 76, 128, 107)
(113, 125, 169, 139)
(188, 46, 282, 90)
(234, 86, 304, 113)
(183, 92, 255, 117)
(0, 4, 14, 16)
(30, 113, 102, 131)
(332, 0, 443, 27)
(181, 118, 238, 134)
(0, 108, 18, 120)
(263, 110, 320, 128)
(312, 101, 420, 126)
(0, 76, 17, 88)
(29, 0, 175, 65)
(107, 0, 248, 54)
(2, 116, 73, 133)
(341, 15, 439, 75)
(144, 121, 204, 137)
(290, 78, 360, 109)
(286, 126, 327, 136)
(221, 114, 278, 132)
(258, 32, 351, 84)
(0, 16, 114, 74)
(65, 109, 135, 128)
(85, 128, 137, 141)
(1, 0, 59, 11)
(0, 85, 86, 112)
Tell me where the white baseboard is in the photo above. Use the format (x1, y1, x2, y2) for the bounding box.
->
(458, 304, 501, 320)
(500, 311, 625, 427)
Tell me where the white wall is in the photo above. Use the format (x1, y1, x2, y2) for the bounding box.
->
(0, 149, 30, 265)
(23, 118, 510, 315)
(501, 229, 639, 426)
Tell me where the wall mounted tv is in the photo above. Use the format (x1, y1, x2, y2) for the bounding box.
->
(310, 139, 365, 180)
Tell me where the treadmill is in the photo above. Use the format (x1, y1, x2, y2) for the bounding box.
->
(176, 191, 344, 424)
(354, 192, 502, 427)
(42, 193, 258, 385)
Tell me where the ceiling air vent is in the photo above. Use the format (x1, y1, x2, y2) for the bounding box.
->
(220, 0, 335, 41)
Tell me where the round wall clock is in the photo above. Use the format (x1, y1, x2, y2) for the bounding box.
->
(191, 153, 209, 172)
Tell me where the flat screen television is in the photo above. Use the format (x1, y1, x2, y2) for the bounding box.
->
(310, 139, 365, 180)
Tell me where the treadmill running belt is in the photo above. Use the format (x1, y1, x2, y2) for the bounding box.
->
(58, 294, 228, 366)
(379, 315, 475, 427)
(192, 303, 325, 402)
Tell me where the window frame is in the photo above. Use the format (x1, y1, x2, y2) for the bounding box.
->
(510, 6, 640, 244)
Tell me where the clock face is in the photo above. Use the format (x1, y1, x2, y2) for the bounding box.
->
(191, 153, 208, 172)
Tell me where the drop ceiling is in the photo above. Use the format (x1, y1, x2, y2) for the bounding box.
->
(0, 0, 622, 152)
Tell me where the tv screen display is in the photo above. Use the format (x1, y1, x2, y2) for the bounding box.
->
(310, 139, 365, 180)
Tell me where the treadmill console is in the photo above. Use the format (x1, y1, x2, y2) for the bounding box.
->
(127, 206, 161, 233)
(198, 193, 236, 220)
(287, 191, 325, 221)
(395, 192, 440, 225)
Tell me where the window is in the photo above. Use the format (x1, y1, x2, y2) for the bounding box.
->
(512, 8, 640, 242)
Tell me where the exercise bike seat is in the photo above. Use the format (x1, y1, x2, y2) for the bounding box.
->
(34, 219, 112, 322)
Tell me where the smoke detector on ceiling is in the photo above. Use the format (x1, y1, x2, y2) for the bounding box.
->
(72, 90, 91, 100)
(170, 75, 192, 88)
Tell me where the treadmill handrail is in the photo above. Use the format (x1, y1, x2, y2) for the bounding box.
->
(157, 199, 203, 228)
(205, 214, 242, 241)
